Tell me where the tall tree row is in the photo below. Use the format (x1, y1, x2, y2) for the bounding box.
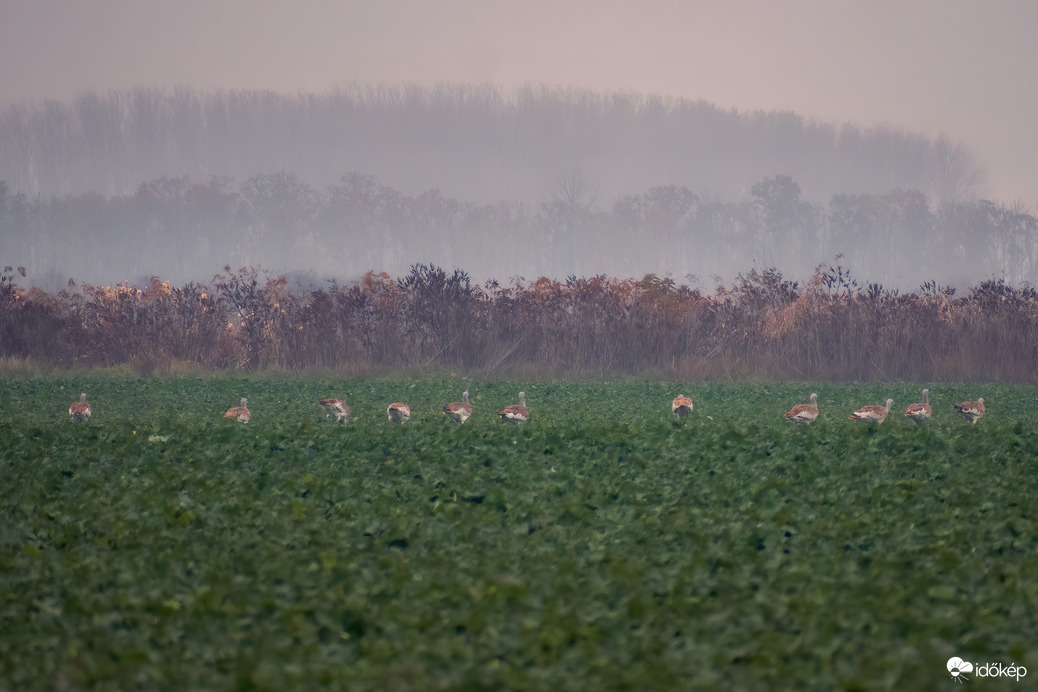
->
(1, 84, 982, 207)
(1, 172, 1036, 289)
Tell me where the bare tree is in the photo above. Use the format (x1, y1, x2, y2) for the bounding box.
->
(546, 170, 597, 209)
(929, 135, 984, 209)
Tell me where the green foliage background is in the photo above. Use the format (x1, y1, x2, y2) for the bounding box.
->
(2, 375, 1036, 690)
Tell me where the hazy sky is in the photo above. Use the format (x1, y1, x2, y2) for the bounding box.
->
(2, 0, 1035, 205)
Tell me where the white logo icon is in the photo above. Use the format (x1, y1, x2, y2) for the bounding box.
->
(947, 657, 973, 683)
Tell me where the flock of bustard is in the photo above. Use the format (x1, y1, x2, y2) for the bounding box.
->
(780, 389, 985, 426)
(67, 388, 986, 426)
(677, 389, 984, 426)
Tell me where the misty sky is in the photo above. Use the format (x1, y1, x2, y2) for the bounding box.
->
(1, 0, 1036, 206)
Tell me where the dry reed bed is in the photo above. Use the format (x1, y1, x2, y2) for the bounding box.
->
(1, 264, 1035, 382)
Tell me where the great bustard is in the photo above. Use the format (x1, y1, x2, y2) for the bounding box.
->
(904, 389, 932, 423)
(320, 398, 350, 424)
(224, 397, 251, 423)
(848, 398, 893, 424)
(785, 393, 819, 424)
(498, 392, 529, 423)
(387, 402, 411, 423)
(443, 391, 472, 423)
(954, 397, 985, 425)
(69, 393, 92, 421)
(671, 395, 693, 420)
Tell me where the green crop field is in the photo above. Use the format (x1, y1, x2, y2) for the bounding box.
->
(2, 375, 1037, 690)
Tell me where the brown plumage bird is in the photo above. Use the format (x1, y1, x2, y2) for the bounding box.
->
(320, 398, 350, 424)
(499, 392, 529, 423)
(387, 402, 411, 423)
(904, 389, 932, 423)
(69, 392, 92, 421)
(223, 397, 250, 423)
(785, 393, 819, 424)
(443, 390, 471, 423)
(954, 397, 985, 425)
(848, 398, 893, 424)
(671, 395, 693, 420)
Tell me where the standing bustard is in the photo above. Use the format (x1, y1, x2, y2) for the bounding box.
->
(443, 390, 472, 423)
(785, 393, 819, 424)
(671, 395, 693, 420)
(498, 392, 529, 423)
(320, 398, 350, 424)
(848, 398, 893, 424)
(224, 397, 251, 423)
(387, 402, 411, 423)
(954, 397, 985, 425)
(69, 393, 92, 421)
(904, 389, 932, 423)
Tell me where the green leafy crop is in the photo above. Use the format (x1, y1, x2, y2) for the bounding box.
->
(1, 377, 1036, 690)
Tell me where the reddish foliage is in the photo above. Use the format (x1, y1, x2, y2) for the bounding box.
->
(0, 264, 1035, 381)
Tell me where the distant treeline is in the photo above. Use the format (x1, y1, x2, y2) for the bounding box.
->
(2, 264, 1035, 382)
(1, 171, 1036, 289)
(0, 84, 980, 205)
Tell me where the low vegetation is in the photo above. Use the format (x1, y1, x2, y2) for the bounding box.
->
(2, 376, 1036, 689)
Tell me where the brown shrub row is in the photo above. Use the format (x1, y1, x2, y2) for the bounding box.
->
(1, 264, 1035, 382)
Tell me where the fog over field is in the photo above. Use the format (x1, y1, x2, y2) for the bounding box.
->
(1, 1, 1036, 290)
(3, 9, 1038, 686)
